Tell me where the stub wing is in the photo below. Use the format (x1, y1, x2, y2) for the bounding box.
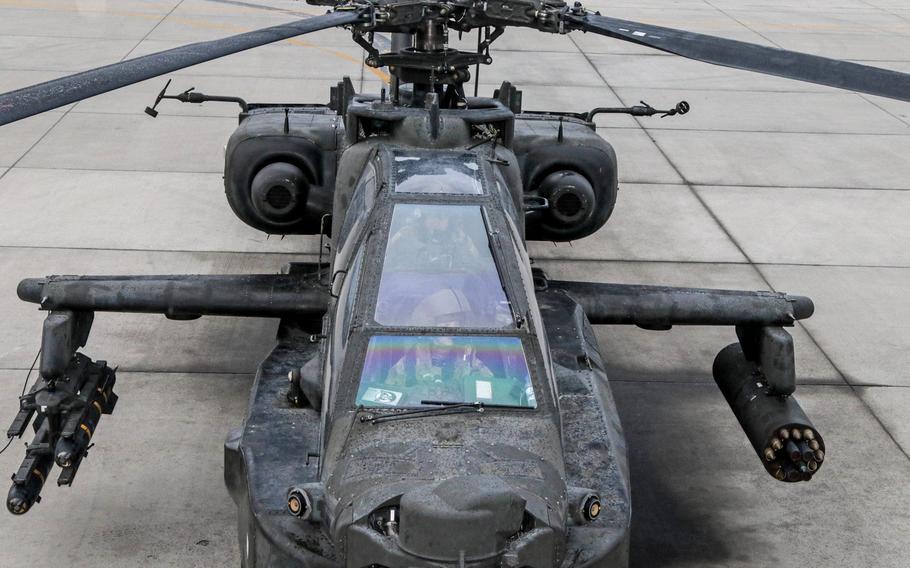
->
(540, 275, 825, 483)
(6, 268, 329, 515)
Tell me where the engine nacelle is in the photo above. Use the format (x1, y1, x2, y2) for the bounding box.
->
(224, 107, 340, 235)
(513, 115, 618, 241)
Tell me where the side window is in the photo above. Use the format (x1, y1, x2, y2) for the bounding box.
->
(493, 169, 520, 223)
(335, 162, 377, 254)
(341, 248, 364, 348)
(333, 246, 365, 374)
(505, 216, 556, 397)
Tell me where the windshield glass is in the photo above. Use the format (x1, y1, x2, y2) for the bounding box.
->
(392, 150, 483, 195)
(375, 204, 514, 328)
(356, 335, 536, 408)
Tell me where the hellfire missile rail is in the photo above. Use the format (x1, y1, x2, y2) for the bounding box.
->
(7, 354, 117, 514)
(7, 269, 329, 515)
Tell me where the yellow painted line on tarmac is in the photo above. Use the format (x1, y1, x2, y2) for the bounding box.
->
(0, 0, 272, 16)
(0, 0, 390, 82)
(0, 0, 173, 14)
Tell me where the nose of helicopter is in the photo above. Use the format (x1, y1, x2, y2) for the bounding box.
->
(346, 475, 560, 567)
(397, 476, 526, 560)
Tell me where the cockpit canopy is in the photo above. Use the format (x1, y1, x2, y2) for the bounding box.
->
(392, 149, 484, 195)
(330, 148, 550, 413)
(376, 204, 514, 328)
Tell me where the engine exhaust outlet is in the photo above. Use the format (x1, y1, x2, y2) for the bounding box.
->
(250, 162, 308, 223)
(538, 170, 595, 226)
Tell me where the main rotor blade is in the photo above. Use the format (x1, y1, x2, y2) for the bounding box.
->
(569, 14, 910, 103)
(0, 10, 365, 126)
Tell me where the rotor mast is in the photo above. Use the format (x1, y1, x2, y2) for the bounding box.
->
(352, 4, 500, 109)
(398, 17, 461, 107)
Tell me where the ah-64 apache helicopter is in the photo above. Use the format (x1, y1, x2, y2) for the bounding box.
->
(2, 1, 909, 566)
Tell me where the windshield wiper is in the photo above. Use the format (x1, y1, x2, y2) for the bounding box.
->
(421, 400, 535, 410)
(361, 401, 532, 425)
(362, 401, 481, 425)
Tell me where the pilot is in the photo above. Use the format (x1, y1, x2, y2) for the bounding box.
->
(385, 207, 482, 271)
(412, 337, 495, 402)
(409, 287, 472, 327)
(380, 336, 495, 403)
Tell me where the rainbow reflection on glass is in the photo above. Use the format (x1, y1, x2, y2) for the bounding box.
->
(356, 335, 536, 408)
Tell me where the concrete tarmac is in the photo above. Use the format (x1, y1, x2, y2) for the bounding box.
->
(0, 0, 909, 566)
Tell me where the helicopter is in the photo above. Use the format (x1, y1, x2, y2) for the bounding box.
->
(1, 1, 910, 567)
